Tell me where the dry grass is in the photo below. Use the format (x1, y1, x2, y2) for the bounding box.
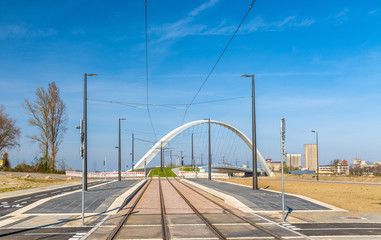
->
(0, 175, 78, 193)
(221, 177, 381, 212)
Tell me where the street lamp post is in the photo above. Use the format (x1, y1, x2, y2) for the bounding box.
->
(312, 130, 319, 181)
(241, 74, 258, 190)
(208, 118, 211, 180)
(83, 73, 98, 191)
(118, 118, 126, 181)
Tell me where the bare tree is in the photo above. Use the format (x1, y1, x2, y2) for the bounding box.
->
(47, 82, 67, 171)
(24, 82, 67, 171)
(0, 105, 20, 152)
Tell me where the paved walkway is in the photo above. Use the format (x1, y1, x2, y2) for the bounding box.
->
(188, 179, 331, 212)
(26, 180, 140, 214)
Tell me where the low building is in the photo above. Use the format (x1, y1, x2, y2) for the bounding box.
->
(320, 159, 349, 175)
(266, 158, 282, 172)
(353, 158, 367, 168)
(319, 165, 335, 175)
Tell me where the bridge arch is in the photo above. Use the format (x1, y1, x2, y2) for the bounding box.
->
(134, 119, 274, 177)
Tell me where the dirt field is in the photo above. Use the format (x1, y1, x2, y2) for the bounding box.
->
(222, 176, 381, 212)
(0, 173, 78, 193)
(271, 172, 381, 183)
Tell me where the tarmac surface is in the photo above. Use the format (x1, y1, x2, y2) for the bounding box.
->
(187, 179, 331, 211)
(26, 180, 139, 214)
(1, 176, 381, 239)
(0, 181, 105, 216)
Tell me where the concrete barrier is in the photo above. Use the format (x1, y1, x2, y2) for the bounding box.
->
(65, 171, 145, 178)
(178, 171, 228, 179)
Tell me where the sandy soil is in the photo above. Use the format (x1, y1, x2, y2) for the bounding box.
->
(221, 177, 381, 212)
(270, 172, 381, 183)
(0, 173, 79, 193)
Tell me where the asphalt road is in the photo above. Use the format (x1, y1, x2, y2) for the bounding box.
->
(286, 222, 381, 237)
(0, 181, 107, 216)
(262, 178, 381, 186)
(0, 227, 91, 240)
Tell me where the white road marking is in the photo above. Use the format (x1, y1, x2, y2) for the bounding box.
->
(1, 202, 8, 204)
(300, 227, 381, 231)
(25, 233, 80, 235)
(35, 193, 48, 197)
(14, 197, 30, 203)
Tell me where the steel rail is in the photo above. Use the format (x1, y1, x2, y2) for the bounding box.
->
(106, 177, 152, 240)
(158, 175, 169, 240)
(177, 179, 282, 240)
(164, 171, 226, 240)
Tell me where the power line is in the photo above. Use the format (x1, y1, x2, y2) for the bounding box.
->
(145, 0, 157, 139)
(181, 0, 257, 124)
(88, 96, 250, 109)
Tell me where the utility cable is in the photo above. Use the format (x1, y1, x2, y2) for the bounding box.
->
(145, 0, 157, 139)
(181, 0, 257, 124)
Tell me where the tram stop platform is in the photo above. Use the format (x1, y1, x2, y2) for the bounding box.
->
(0, 180, 146, 230)
(186, 179, 343, 212)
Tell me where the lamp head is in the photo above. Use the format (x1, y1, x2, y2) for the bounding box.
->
(311, 130, 316, 133)
(120, 118, 126, 120)
(87, 74, 98, 77)
(241, 74, 252, 78)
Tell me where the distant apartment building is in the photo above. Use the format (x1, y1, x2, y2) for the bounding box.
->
(266, 158, 281, 172)
(304, 144, 318, 171)
(286, 154, 302, 170)
(353, 158, 368, 168)
(319, 159, 349, 175)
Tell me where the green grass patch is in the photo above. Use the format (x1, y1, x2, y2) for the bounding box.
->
(181, 166, 200, 172)
(149, 167, 177, 177)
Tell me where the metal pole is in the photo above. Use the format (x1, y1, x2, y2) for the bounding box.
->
(316, 132, 319, 181)
(181, 151, 183, 173)
(281, 118, 286, 222)
(160, 142, 163, 172)
(208, 118, 211, 180)
(201, 153, 203, 166)
(170, 150, 172, 167)
(251, 74, 258, 190)
(144, 159, 147, 179)
(118, 119, 121, 181)
(132, 133, 134, 171)
(104, 156, 106, 181)
(83, 74, 88, 191)
(82, 151, 85, 225)
(191, 133, 194, 171)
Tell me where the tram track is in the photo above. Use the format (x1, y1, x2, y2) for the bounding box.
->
(174, 177, 282, 240)
(106, 177, 153, 240)
(106, 169, 284, 239)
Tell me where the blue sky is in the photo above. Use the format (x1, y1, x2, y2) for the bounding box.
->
(1, 0, 381, 171)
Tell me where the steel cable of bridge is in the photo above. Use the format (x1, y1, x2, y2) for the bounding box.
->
(224, 130, 236, 165)
(212, 124, 223, 165)
(223, 130, 235, 165)
(231, 134, 240, 166)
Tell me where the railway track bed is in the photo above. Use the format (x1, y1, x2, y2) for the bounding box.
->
(88, 176, 303, 240)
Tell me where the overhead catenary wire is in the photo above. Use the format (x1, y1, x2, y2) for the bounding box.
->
(87, 96, 250, 109)
(181, 0, 258, 124)
(145, 0, 157, 139)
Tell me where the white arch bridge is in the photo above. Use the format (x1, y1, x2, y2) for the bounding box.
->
(134, 119, 275, 177)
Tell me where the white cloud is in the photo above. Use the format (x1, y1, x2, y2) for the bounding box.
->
(242, 16, 315, 33)
(368, 9, 378, 15)
(331, 8, 349, 25)
(0, 24, 56, 39)
(189, 0, 220, 17)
